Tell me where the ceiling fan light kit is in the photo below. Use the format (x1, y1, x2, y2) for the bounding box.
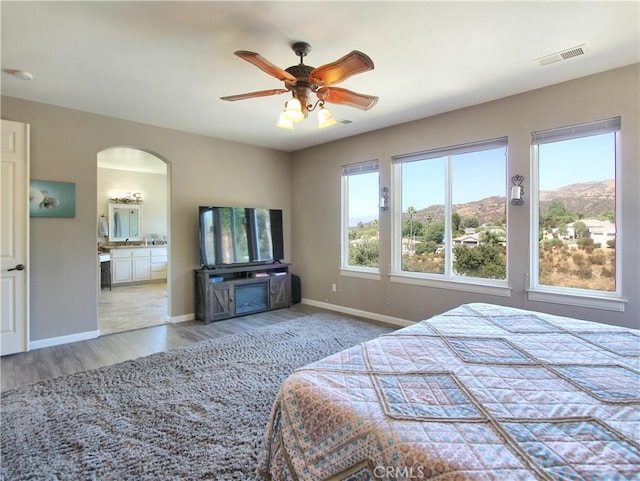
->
(317, 105, 337, 129)
(283, 98, 305, 122)
(221, 41, 377, 130)
(276, 112, 294, 130)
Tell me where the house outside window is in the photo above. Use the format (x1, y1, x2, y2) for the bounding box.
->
(391, 138, 508, 291)
(529, 117, 622, 310)
(341, 160, 380, 273)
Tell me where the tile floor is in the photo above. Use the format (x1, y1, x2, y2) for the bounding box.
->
(98, 282, 168, 335)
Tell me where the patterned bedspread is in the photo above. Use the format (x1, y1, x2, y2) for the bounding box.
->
(256, 303, 640, 480)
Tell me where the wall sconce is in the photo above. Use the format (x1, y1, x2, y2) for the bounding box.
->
(380, 187, 389, 211)
(510, 175, 524, 206)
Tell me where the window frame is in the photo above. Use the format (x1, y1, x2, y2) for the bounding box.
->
(340, 159, 381, 279)
(390, 137, 511, 296)
(528, 117, 625, 312)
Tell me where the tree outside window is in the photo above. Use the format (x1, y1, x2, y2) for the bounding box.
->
(532, 119, 619, 294)
(342, 160, 380, 271)
(392, 138, 507, 282)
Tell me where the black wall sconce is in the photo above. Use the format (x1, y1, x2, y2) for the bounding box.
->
(511, 175, 524, 205)
(380, 187, 389, 211)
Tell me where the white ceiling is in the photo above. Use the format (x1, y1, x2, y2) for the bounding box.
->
(1, 1, 638, 153)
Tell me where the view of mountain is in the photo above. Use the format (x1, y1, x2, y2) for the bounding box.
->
(538, 179, 615, 219)
(403, 180, 615, 225)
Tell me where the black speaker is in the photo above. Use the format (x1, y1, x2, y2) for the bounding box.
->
(291, 274, 301, 304)
(270, 209, 284, 261)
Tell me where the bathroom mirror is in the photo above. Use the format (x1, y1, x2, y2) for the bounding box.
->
(108, 204, 143, 242)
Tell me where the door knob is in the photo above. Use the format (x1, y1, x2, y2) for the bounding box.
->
(8, 264, 25, 271)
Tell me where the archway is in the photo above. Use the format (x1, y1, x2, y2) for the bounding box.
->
(96, 147, 171, 335)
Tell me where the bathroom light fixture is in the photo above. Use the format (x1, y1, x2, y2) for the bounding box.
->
(110, 191, 143, 204)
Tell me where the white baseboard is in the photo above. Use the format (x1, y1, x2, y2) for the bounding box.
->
(300, 298, 413, 328)
(29, 330, 101, 351)
(28, 314, 192, 350)
(169, 313, 194, 324)
(168, 306, 410, 328)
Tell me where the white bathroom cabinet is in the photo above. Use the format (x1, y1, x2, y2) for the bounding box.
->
(110, 246, 167, 284)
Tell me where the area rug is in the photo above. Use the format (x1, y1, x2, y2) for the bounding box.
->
(1, 314, 394, 481)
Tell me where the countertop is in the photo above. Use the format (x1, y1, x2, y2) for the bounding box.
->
(99, 244, 167, 251)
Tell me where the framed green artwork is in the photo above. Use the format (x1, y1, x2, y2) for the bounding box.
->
(29, 180, 76, 218)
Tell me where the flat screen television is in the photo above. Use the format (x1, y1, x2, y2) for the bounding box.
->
(198, 206, 284, 268)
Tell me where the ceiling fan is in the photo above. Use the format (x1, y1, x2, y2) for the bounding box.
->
(220, 41, 378, 129)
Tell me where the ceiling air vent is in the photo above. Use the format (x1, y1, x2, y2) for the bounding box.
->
(534, 44, 586, 67)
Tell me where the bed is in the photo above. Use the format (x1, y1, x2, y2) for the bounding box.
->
(256, 303, 639, 480)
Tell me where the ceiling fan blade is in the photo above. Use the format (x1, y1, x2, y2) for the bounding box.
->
(234, 51, 297, 83)
(318, 87, 378, 110)
(220, 89, 289, 102)
(309, 51, 374, 86)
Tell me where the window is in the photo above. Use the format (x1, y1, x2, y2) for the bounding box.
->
(391, 138, 508, 286)
(341, 160, 380, 272)
(531, 118, 621, 305)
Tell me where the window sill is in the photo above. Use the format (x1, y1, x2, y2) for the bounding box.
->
(340, 268, 381, 281)
(389, 273, 512, 297)
(527, 289, 627, 312)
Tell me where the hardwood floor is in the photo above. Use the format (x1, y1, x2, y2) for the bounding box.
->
(1, 304, 334, 393)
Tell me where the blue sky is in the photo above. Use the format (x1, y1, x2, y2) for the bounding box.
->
(348, 133, 615, 225)
(538, 133, 615, 190)
(402, 148, 506, 209)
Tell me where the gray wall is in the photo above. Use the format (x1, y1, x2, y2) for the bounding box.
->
(291, 64, 639, 329)
(1, 96, 291, 341)
(2, 64, 638, 345)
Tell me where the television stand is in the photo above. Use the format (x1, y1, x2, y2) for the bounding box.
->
(194, 263, 290, 324)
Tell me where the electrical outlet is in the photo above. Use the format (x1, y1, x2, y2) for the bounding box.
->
(331, 283, 337, 292)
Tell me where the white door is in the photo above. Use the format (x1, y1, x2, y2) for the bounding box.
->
(1, 120, 30, 355)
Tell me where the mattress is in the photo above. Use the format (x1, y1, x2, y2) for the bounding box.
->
(257, 303, 639, 480)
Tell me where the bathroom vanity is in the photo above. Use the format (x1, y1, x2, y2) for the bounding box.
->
(109, 246, 167, 284)
(99, 202, 167, 285)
